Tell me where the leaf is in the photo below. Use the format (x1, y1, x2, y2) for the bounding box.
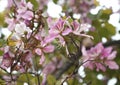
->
(47, 74, 56, 85)
(53, 0, 58, 4)
(99, 9, 112, 21)
(0, 39, 6, 47)
(104, 22, 116, 35)
(0, 13, 5, 26)
(94, 0, 99, 6)
(67, 78, 79, 85)
(56, 80, 61, 85)
(67, 17, 73, 23)
(7, 33, 18, 46)
(17, 73, 34, 85)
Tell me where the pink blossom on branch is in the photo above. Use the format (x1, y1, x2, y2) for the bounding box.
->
(35, 37, 55, 64)
(46, 18, 72, 46)
(5, 18, 16, 31)
(17, 0, 33, 20)
(72, 20, 93, 39)
(0, 52, 14, 70)
(82, 43, 119, 71)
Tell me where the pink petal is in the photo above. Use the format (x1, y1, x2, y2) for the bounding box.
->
(27, 2, 33, 9)
(41, 74, 47, 85)
(57, 35, 65, 46)
(44, 33, 58, 43)
(7, 0, 14, 8)
(39, 54, 45, 64)
(107, 51, 117, 60)
(62, 27, 72, 36)
(35, 48, 42, 55)
(95, 43, 104, 54)
(5, 18, 16, 31)
(82, 46, 88, 57)
(72, 20, 79, 30)
(43, 45, 54, 53)
(96, 63, 106, 72)
(84, 62, 94, 70)
(55, 18, 65, 30)
(102, 47, 112, 57)
(22, 11, 33, 20)
(105, 61, 119, 69)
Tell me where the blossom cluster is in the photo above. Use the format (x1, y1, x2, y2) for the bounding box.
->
(0, 0, 92, 80)
(65, 0, 96, 31)
(82, 43, 119, 71)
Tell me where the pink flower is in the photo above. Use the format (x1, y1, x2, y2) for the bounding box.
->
(0, 52, 13, 69)
(17, 0, 33, 20)
(36, 0, 48, 9)
(35, 38, 55, 64)
(82, 43, 119, 71)
(72, 20, 93, 39)
(5, 18, 16, 31)
(41, 57, 63, 85)
(47, 18, 72, 46)
(7, 0, 14, 8)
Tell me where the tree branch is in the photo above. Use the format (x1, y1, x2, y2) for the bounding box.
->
(103, 40, 120, 47)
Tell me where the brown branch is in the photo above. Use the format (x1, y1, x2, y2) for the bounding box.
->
(103, 40, 120, 47)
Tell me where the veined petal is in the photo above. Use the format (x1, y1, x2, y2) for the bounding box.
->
(27, 2, 33, 9)
(43, 45, 54, 53)
(44, 33, 58, 43)
(82, 46, 88, 57)
(96, 63, 106, 72)
(102, 47, 112, 57)
(22, 11, 33, 20)
(35, 48, 42, 55)
(57, 35, 65, 46)
(107, 51, 117, 60)
(62, 27, 72, 36)
(39, 54, 45, 64)
(95, 43, 104, 54)
(105, 61, 119, 69)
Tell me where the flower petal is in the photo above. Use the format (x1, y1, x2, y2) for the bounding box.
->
(107, 51, 117, 60)
(105, 61, 119, 69)
(102, 47, 112, 57)
(43, 45, 54, 53)
(35, 48, 42, 55)
(62, 27, 72, 36)
(39, 54, 45, 64)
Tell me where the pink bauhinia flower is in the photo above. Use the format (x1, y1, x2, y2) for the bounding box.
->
(0, 52, 14, 70)
(5, 18, 16, 31)
(72, 20, 93, 39)
(82, 43, 119, 71)
(46, 18, 72, 46)
(17, 0, 33, 20)
(35, 37, 55, 64)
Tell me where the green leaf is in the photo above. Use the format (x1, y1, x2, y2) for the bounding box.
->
(53, 0, 58, 4)
(99, 9, 112, 21)
(17, 73, 34, 85)
(47, 74, 56, 85)
(104, 22, 116, 35)
(67, 17, 73, 23)
(56, 80, 61, 85)
(67, 78, 80, 85)
(0, 79, 5, 85)
(0, 13, 5, 26)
